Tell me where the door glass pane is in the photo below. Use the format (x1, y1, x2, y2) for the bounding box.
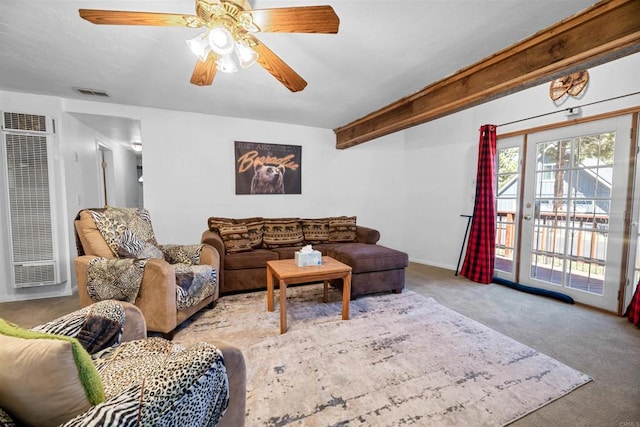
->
(531, 253, 564, 285)
(496, 146, 519, 273)
(529, 132, 615, 295)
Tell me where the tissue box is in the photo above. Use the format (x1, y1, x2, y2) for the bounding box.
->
(295, 250, 322, 267)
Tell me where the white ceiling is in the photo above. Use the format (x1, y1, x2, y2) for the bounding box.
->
(0, 0, 598, 142)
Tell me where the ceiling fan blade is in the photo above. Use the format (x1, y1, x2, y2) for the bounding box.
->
(250, 6, 339, 33)
(190, 54, 217, 86)
(250, 37, 307, 92)
(79, 9, 202, 27)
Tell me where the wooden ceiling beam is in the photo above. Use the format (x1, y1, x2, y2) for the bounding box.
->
(334, 0, 640, 149)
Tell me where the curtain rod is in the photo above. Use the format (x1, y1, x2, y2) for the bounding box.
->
(496, 91, 640, 128)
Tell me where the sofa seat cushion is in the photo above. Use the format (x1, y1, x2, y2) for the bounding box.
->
(224, 249, 278, 270)
(269, 246, 300, 260)
(310, 243, 341, 255)
(328, 243, 408, 274)
(271, 243, 342, 260)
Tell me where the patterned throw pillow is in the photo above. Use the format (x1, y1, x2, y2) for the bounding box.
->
(235, 217, 264, 248)
(262, 218, 304, 248)
(328, 216, 357, 242)
(0, 319, 105, 427)
(302, 218, 330, 244)
(207, 217, 234, 233)
(218, 224, 253, 254)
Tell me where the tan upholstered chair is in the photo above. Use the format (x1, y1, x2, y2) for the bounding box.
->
(73, 208, 220, 338)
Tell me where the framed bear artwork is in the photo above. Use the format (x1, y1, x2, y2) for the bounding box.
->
(234, 141, 302, 195)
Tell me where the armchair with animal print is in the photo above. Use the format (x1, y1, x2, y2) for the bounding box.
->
(0, 300, 233, 427)
(73, 207, 220, 338)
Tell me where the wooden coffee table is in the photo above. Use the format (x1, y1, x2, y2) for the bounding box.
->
(266, 256, 352, 334)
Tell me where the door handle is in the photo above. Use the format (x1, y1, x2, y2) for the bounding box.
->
(523, 214, 532, 220)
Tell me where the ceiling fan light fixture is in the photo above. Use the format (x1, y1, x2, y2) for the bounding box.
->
(217, 53, 238, 73)
(237, 12, 259, 32)
(77, 1, 340, 91)
(208, 26, 234, 55)
(235, 40, 258, 69)
(186, 33, 211, 62)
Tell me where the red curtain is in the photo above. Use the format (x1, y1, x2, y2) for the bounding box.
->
(461, 125, 497, 284)
(624, 281, 640, 327)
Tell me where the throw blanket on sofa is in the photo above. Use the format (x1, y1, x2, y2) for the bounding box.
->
(32, 300, 126, 354)
(174, 264, 217, 310)
(86, 258, 218, 310)
(89, 207, 163, 259)
(161, 244, 204, 265)
(63, 338, 229, 426)
(86, 258, 147, 305)
(85, 207, 216, 310)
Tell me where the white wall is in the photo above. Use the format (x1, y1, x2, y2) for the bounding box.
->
(0, 94, 405, 302)
(1, 52, 638, 302)
(139, 110, 406, 249)
(58, 99, 406, 250)
(403, 52, 640, 270)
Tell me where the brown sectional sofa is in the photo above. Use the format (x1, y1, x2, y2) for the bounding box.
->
(201, 216, 408, 298)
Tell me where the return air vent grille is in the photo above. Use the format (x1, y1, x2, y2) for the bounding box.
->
(3, 112, 47, 133)
(73, 87, 110, 97)
(14, 264, 56, 287)
(3, 130, 57, 287)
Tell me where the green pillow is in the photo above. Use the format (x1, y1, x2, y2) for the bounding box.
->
(0, 318, 105, 427)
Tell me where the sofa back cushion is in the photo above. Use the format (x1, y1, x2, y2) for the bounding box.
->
(302, 218, 330, 244)
(262, 218, 304, 249)
(75, 211, 115, 258)
(328, 216, 357, 242)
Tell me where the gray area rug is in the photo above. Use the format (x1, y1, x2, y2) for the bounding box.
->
(174, 285, 592, 426)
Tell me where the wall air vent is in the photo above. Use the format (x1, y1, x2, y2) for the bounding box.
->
(73, 87, 110, 97)
(3, 112, 47, 133)
(1, 111, 64, 288)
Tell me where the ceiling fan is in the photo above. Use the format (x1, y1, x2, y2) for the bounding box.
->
(78, 0, 340, 92)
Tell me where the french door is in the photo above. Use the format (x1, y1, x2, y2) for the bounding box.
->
(496, 115, 634, 312)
